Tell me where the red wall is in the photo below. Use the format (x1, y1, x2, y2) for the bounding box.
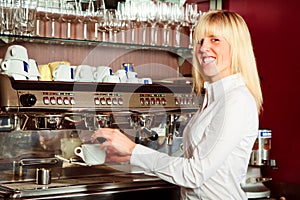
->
(189, 0, 300, 184)
(223, 0, 300, 184)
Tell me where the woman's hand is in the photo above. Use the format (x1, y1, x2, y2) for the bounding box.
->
(93, 128, 136, 163)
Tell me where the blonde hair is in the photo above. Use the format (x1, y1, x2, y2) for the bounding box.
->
(192, 10, 263, 113)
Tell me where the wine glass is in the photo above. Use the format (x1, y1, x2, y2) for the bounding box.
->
(117, 1, 130, 43)
(61, 0, 77, 39)
(97, 8, 107, 42)
(136, 2, 149, 45)
(77, 0, 90, 40)
(89, 0, 106, 41)
(171, 4, 184, 47)
(147, 1, 159, 46)
(45, 0, 61, 38)
(104, 9, 120, 43)
(158, 2, 172, 46)
(125, 1, 137, 44)
(185, 3, 200, 48)
(36, 0, 47, 36)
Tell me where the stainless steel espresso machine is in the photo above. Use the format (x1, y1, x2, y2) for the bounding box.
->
(0, 74, 199, 199)
(242, 129, 277, 199)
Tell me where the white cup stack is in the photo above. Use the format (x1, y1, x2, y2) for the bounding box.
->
(0, 45, 29, 80)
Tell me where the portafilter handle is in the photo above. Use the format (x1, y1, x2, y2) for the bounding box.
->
(135, 128, 158, 144)
(141, 127, 158, 141)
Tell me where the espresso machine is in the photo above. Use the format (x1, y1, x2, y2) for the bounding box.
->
(0, 74, 199, 199)
(242, 129, 277, 199)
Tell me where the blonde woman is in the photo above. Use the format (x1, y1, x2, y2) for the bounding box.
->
(94, 10, 263, 199)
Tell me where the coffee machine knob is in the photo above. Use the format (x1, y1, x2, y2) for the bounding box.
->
(20, 94, 37, 107)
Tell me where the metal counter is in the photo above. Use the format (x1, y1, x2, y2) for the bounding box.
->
(0, 164, 180, 199)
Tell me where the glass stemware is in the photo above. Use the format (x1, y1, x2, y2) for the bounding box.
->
(158, 2, 172, 47)
(36, 0, 47, 36)
(117, 2, 130, 44)
(104, 9, 120, 43)
(45, 0, 61, 38)
(171, 4, 184, 47)
(147, 1, 159, 46)
(185, 3, 200, 48)
(61, 0, 77, 39)
(97, 8, 107, 42)
(89, 0, 105, 41)
(136, 2, 149, 45)
(77, 0, 90, 40)
(125, 1, 137, 44)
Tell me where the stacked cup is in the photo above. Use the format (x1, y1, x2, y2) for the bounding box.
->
(0, 45, 41, 80)
(0, 45, 30, 80)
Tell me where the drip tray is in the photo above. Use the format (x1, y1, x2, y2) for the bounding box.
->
(0, 171, 162, 199)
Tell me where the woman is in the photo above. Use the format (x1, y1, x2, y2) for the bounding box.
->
(93, 10, 263, 199)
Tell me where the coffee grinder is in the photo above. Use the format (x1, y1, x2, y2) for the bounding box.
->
(242, 129, 276, 199)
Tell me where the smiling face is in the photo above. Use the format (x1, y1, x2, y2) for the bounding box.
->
(195, 35, 232, 83)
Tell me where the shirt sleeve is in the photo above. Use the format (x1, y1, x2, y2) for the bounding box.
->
(130, 88, 258, 188)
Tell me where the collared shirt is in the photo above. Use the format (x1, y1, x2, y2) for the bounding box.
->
(130, 73, 258, 200)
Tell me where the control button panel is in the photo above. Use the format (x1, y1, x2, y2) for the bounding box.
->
(17, 90, 198, 110)
(41, 92, 75, 106)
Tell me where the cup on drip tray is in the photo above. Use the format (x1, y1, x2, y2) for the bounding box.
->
(74, 144, 106, 166)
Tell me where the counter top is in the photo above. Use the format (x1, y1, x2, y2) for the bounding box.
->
(0, 164, 180, 199)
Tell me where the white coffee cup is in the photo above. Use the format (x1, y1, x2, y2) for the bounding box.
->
(74, 144, 106, 165)
(52, 64, 75, 82)
(102, 75, 120, 83)
(94, 66, 112, 82)
(4, 45, 29, 63)
(74, 65, 96, 82)
(1, 59, 29, 77)
(28, 59, 40, 80)
(114, 69, 127, 83)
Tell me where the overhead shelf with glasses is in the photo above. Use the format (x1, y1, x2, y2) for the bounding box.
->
(0, 33, 192, 59)
(0, 0, 207, 80)
(0, 0, 203, 60)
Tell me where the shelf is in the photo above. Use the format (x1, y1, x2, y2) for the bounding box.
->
(0, 34, 193, 59)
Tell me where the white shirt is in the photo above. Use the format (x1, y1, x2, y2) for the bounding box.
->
(130, 74, 258, 200)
